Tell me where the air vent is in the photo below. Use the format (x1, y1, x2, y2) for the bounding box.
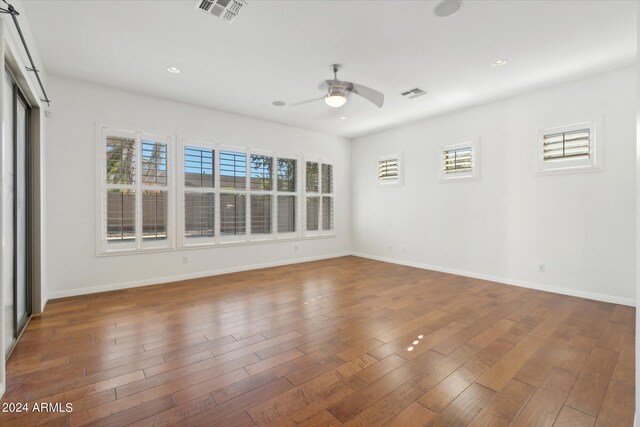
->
(401, 88, 427, 99)
(197, 0, 247, 23)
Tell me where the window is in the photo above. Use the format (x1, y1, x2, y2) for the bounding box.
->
(439, 139, 479, 182)
(536, 119, 602, 174)
(178, 143, 302, 247)
(377, 154, 403, 186)
(184, 145, 215, 243)
(276, 157, 299, 237)
(249, 153, 273, 238)
(304, 159, 335, 236)
(101, 131, 321, 253)
(219, 149, 248, 241)
(98, 128, 173, 254)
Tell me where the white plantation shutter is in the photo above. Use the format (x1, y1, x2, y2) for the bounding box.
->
(141, 140, 168, 241)
(100, 128, 173, 253)
(249, 154, 274, 236)
(322, 196, 333, 231)
(105, 135, 136, 244)
(443, 147, 472, 174)
(185, 146, 214, 188)
(306, 196, 320, 231)
(321, 164, 333, 194)
(185, 192, 215, 237)
(304, 159, 334, 235)
(306, 161, 319, 192)
(543, 129, 590, 161)
(220, 193, 246, 235)
(183, 145, 215, 240)
(106, 189, 135, 242)
(277, 195, 296, 233)
(220, 150, 247, 190)
(106, 136, 135, 185)
(251, 195, 272, 234)
(439, 140, 479, 182)
(378, 159, 399, 182)
(276, 157, 298, 236)
(321, 163, 334, 232)
(535, 120, 601, 175)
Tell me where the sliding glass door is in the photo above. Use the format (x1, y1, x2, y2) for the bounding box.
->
(3, 69, 31, 357)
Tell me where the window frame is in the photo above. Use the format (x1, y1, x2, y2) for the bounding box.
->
(377, 153, 403, 187)
(96, 126, 175, 256)
(303, 157, 336, 238)
(438, 138, 480, 183)
(247, 148, 276, 243)
(177, 142, 303, 249)
(275, 153, 301, 241)
(178, 139, 217, 248)
(535, 119, 602, 175)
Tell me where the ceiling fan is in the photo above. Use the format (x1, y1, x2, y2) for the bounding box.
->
(290, 64, 384, 109)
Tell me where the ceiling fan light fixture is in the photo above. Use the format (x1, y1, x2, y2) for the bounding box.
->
(325, 92, 347, 108)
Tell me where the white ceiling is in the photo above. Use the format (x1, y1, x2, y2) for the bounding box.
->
(21, 0, 637, 138)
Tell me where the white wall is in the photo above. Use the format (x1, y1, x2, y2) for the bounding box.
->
(352, 66, 636, 306)
(45, 75, 351, 299)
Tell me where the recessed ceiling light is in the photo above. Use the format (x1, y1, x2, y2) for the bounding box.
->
(340, 116, 348, 120)
(492, 59, 508, 67)
(434, 0, 462, 18)
(272, 101, 286, 107)
(167, 66, 181, 74)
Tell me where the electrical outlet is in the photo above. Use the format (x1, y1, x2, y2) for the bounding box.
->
(538, 264, 545, 272)
(294, 245, 298, 252)
(388, 245, 393, 252)
(183, 256, 188, 264)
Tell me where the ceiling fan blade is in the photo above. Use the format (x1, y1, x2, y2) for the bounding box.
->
(319, 80, 332, 91)
(350, 83, 384, 108)
(288, 96, 324, 107)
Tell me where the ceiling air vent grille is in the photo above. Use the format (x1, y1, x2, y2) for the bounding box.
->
(401, 88, 427, 99)
(197, 0, 247, 23)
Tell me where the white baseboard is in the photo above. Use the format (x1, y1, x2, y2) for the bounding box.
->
(48, 252, 351, 300)
(351, 252, 636, 307)
(48, 250, 636, 307)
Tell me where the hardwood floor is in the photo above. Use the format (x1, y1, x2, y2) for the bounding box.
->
(0, 256, 634, 426)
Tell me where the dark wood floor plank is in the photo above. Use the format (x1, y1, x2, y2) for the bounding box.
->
(565, 347, 618, 417)
(510, 368, 577, 426)
(553, 405, 596, 427)
(468, 379, 534, 427)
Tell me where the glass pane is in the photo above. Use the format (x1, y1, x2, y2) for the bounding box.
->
(16, 98, 27, 327)
(321, 164, 333, 193)
(322, 196, 334, 231)
(220, 150, 247, 190)
(306, 161, 319, 192)
(142, 190, 168, 240)
(3, 72, 14, 356)
(250, 154, 273, 191)
(141, 140, 167, 185)
(185, 192, 215, 238)
(277, 158, 297, 192)
(306, 196, 319, 231)
(251, 195, 272, 235)
(277, 195, 296, 233)
(220, 193, 246, 235)
(107, 189, 136, 242)
(106, 136, 135, 185)
(185, 146, 214, 188)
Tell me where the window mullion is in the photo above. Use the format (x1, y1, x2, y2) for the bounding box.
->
(135, 133, 143, 249)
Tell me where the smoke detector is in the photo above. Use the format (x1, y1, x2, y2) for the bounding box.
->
(197, 0, 247, 23)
